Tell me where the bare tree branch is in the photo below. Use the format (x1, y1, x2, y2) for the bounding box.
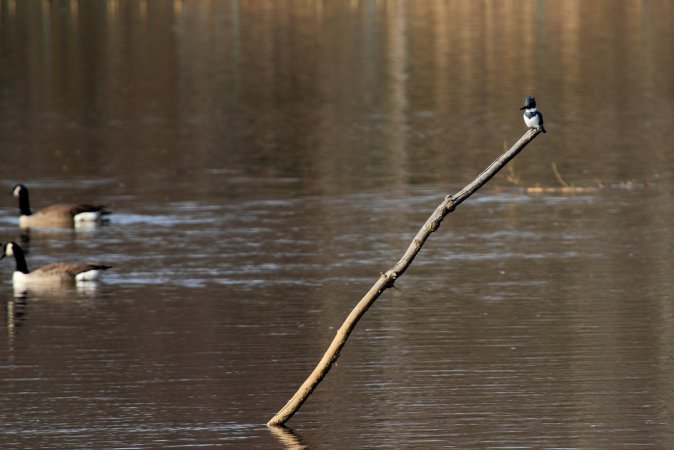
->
(268, 127, 543, 427)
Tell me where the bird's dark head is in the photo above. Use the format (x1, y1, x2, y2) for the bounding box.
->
(3, 241, 15, 256)
(11, 184, 27, 198)
(0, 242, 9, 261)
(519, 96, 536, 110)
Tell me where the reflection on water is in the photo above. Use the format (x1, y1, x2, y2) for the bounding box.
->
(1, 1, 674, 448)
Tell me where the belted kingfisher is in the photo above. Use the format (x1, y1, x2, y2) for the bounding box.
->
(520, 96, 546, 133)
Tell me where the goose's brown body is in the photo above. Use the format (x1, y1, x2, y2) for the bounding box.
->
(1, 242, 112, 287)
(12, 184, 110, 229)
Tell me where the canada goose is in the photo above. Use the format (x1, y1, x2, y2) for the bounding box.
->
(0, 241, 112, 286)
(11, 184, 111, 229)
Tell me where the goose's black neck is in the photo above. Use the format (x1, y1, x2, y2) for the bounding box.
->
(9, 243, 30, 274)
(14, 186, 32, 216)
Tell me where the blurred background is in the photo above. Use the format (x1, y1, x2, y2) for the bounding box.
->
(0, 1, 673, 448)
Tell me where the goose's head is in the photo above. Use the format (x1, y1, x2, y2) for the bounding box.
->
(1, 241, 18, 260)
(11, 184, 27, 198)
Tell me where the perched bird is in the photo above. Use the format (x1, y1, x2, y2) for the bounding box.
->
(0, 241, 112, 288)
(520, 96, 546, 133)
(11, 184, 111, 229)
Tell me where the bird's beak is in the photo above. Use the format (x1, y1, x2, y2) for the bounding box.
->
(519, 106, 526, 110)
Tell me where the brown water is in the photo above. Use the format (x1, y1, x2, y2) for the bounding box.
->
(1, 1, 674, 448)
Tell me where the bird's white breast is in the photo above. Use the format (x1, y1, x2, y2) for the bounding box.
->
(523, 109, 541, 128)
(12, 271, 30, 286)
(18, 215, 31, 228)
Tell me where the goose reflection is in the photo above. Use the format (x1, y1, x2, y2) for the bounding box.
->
(5, 295, 28, 354)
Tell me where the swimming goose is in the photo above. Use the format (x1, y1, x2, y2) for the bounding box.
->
(1, 241, 112, 286)
(11, 184, 111, 229)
